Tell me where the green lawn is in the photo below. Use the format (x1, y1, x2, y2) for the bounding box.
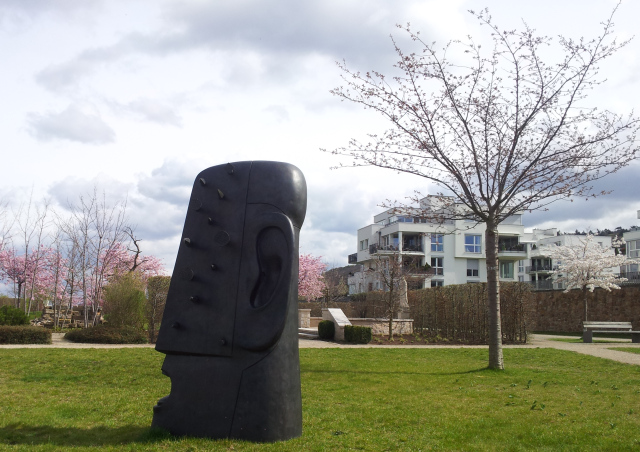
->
(0, 348, 639, 451)
(610, 347, 640, 355)
(549, 337, 625, 344)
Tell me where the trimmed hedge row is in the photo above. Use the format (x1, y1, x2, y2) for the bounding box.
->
(318, 320, 335, 340)
(344, 325, 372, 344)
(64, 325, 148, 344)
(0, 325, 52, 344)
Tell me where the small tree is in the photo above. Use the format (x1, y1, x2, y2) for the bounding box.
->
(541, 234, 636, 321)
(102, 272, 146, 330)
(146, 275, 171, 343)
(322, 267, 350, 305)
(329, 6, 639, 369)
(298, 254, 326, 301)
(370, 252, 429, 339)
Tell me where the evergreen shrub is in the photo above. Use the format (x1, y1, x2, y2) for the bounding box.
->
(64, 325, 147, 344)
(0, 305, 29, 326)
(0, 325, 51, 344)
(344, 325, 372, 344)
(318, 320, 335, 340)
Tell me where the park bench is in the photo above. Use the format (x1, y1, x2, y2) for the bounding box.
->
(582, 321, 640, 343)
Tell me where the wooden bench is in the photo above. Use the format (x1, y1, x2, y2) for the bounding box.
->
(582, 321, 640, 343)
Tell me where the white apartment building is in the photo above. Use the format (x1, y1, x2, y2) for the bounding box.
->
(347, 196, 530, 293)
(526, 229, 615, 290)
(620, 210, 640, 280)
(347, 196, 622, 294)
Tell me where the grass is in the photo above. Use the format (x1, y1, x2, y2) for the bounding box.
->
(0, 348, 639, 451)
(549, 337, 626, 344)
(610, 347, 640, 355)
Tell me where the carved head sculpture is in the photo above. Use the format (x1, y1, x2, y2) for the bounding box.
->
(153, 161, 306, 442)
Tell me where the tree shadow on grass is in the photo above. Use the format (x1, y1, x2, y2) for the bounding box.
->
(301, 367, 489, 376)
(0, 424, 174, 447)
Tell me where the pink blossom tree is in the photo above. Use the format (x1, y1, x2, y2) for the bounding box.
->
(542, 234, 637, 321)
(298, 254, 326, 302)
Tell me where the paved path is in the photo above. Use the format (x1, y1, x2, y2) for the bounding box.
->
(2, 333, 639, 365)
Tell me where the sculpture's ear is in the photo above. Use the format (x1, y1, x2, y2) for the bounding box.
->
(235, 210, 295, 351)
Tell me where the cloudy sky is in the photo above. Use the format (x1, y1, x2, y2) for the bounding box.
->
(1, 0, 639, 272)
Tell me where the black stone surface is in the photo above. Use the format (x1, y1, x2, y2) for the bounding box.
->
(152, 161, 306, 442)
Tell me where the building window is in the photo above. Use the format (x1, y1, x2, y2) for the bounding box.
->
(500, 261, 514, 279)
(431, 279, 443, 287)
(466, 259, 479, 277)
(465, 235, 482, 253)
(629, 240, 639, 258)
(359, 239, 369, 251)
(518, 260, 525, 273)
(431, 234, 444, 252)
(431, 257, 444, 275)
(518, 275, 524, 282)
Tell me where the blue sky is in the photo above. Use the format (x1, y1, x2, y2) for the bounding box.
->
(1, 0, 639, 271)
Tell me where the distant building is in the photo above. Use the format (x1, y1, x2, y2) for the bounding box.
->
(347, 196, 621, 294)
(347, 196, 529, 293)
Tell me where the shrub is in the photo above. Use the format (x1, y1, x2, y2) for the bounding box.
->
(0, 305, 29, 326)
(64, 325, 148, 344)
(103, 272, 146, 330)
(146, 275, 171, 344)
(344, 325, 372, 344)
(318, 320, 335, 340)
(0, 325, 51, 344)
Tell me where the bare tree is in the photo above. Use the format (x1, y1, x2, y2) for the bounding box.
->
(329, 6, 639, 368)
(369, 252, 429, 339)
(62, 188, 129, 327)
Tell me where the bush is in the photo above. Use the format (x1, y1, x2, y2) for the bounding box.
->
(318, 320, 335, 340)
(0, 305, 29, 326)
(103, 272, 146, 330)
(344, 325, 372, 344)
(0, 325, 51, 344)
(64, 325, 148, 344)
(146, 275, 171, 344)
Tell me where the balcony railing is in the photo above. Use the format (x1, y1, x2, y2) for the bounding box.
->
(526, 264, 558, 273)
(369, 243, 422, 254)
(348, 253, 358, 264)
(526, 280, 566, 291)
(498, 243, 526, 253)
(619, 271, 640, 285)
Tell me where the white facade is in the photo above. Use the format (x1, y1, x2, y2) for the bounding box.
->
(621, 228, 640, 279)
(347, 198, 625, 293)
(347, 196, 530, 293)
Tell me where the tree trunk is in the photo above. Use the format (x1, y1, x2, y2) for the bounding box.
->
(485, 224, 504, 370)
(388, 287, 394, 339)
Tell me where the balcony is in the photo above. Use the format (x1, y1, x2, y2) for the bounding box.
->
(526, 280, 566, 291)
(369, 243, 422, 254)
(497, 238, 527, 259)
(526, 264, 558, 273)
(348, 253, 358, 264)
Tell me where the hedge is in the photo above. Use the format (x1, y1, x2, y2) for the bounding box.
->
(64, 325, 148, 344)
(344, 325, 372, 344)
(0, 325, 52, 344)
(318, 320, 335, 340)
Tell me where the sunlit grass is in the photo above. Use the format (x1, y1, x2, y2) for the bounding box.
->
(0, 348, 639, 451)
(610, 347, 640, 355)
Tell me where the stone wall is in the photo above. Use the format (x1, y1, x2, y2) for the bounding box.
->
(529, 285, 640, 332)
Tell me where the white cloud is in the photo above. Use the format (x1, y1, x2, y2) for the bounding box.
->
(27, 104, 115, 144)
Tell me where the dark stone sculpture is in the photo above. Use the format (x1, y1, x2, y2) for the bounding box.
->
(152, 161, 306, 442)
